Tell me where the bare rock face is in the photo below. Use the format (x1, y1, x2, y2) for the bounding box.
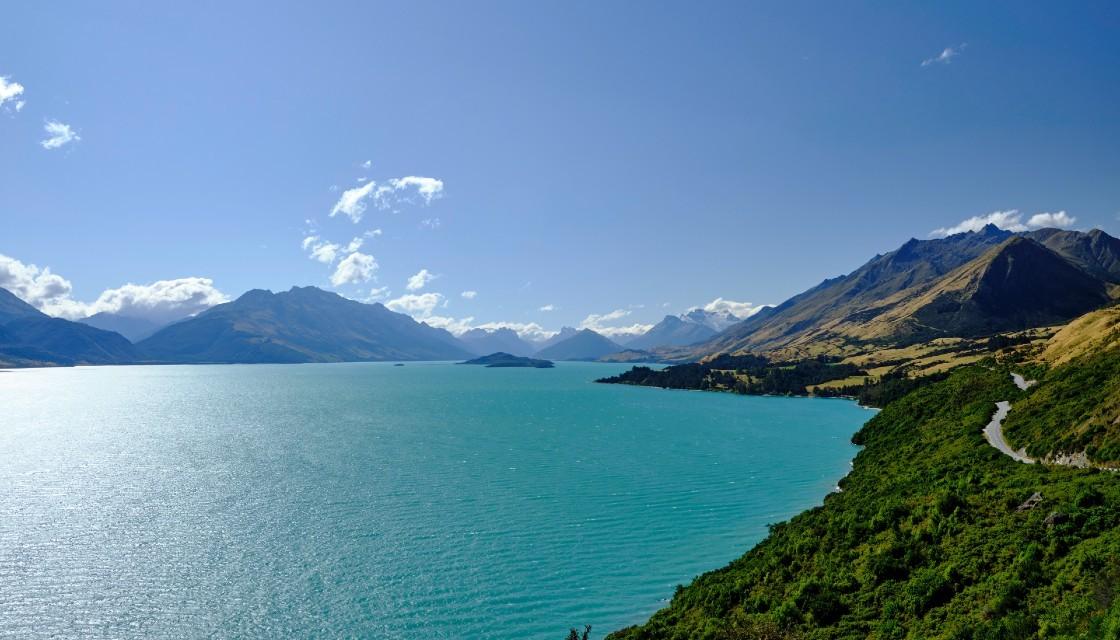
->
(1043, 511, 1069, 527)
(1016, 492, 1044, 512)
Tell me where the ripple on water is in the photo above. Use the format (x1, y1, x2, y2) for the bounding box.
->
(0, 363, 868, 639)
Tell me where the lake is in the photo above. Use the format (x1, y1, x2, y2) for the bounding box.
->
(0, 362, 869, 639)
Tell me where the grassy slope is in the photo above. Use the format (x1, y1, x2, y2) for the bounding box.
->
(1001, 307, 1120, 466)
(608, 365, 1120, 639)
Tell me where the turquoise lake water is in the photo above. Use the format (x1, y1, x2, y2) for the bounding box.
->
(0, 362, 870, 639)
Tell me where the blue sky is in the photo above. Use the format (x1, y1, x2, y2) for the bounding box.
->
(2, 1, 1119, 339)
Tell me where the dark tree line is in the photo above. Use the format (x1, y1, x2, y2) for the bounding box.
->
(597, 354, 865, 398)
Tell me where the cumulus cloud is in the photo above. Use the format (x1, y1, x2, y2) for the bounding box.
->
(41, 120, 80, 149)
(698, 298, 768, 319)
(0, 253, 75, 314)
(406, 268, 437, 291)
(922, 43, 966, 67)
(579, 309, 653, 339)
(330, 251, 378, 287)
(386, 292, 444, 317)
(302, 236, 341, 263)
(1027, 211, 1077, 229)
(0, 253, 227, 322)
(461, 290, 477, 299)
(539, 304, 555, 312)
(0, 75, 25, 112)
(360, 160, 372, 169)
(330, 181, 377, 223)
(79, 278, 229, 324)
(930, 209, 1078, 237)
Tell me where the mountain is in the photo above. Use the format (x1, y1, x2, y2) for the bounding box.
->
(80, 312, 165, 342)
(625, 315, 718, 350)
(458, 327, 535, 357)
(681, 307, 746, 332)
(137, 286, 475, 363)
(534, 328, 622, 361)
(0, 288, 138, 366)
(533, 326, 578, 351)
(700, 226, 1120, 358)
(1026, 228, 1120, 284)
(854, 237, 1111, 342)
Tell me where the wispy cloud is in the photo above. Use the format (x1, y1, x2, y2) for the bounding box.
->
(360, 159, 372, 169)
(330, 181, 377, 223)
(922, 43, 966, 67)
(40, 119, 79, 149)
(539, 304, 556, 312)
(330, 251, 378, 286)
(0, 75, 25, 112)
(406, 268, 437, 291)
(461, 290, 477, 299)
(420, 217, 442, 230)
(930, 209, 1077, 237)
(366, 286, 391, 301)
(329, 175, 445, 223)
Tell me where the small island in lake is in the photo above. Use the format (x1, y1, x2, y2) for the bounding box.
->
(459, 352, 555, 368)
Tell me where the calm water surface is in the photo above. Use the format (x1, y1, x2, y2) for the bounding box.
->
(0, 362, 869, 639)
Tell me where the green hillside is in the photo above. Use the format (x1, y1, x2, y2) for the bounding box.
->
(609, 361, 1120, 639)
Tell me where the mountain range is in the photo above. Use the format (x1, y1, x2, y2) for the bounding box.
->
(3, 225, 1119, 368)
(458, 327, 536, 357)
(694, 225, 1120, 360)
(136, 286, 474, 363)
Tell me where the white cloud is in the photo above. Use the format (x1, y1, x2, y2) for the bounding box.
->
(930, 209, 1077, 238)
(360, 160, 372, 169)
(366, 228, 383, 238)
(422, 314, 476, 335)
(366, 286, 391, 301)
(461, 290, 477, 299)
(0, 253, 227, 322)
(930, 210, 1027, 237)
(922, 43, 965, 67)
(0, 253, 76, 314)
(579, 309, 653, 339)
(384, 176, 444, 205)
(40, 120, 80, 149)
(329, 181, 377, 223)
(699, 298, 768, 319)
(539, 304, 556, 312)
(386, 292, 444, 317)
(1027, 211, 1077, 229)
(420, 217, 442, 229)
(406, 268, 438, 291)
(329, 175, 444, 222)
(0, 75, 25, 112)
(330, 251, 378, 287)
(79, 278, 229, 324)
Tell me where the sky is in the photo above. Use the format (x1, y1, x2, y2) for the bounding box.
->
(2, 1, 1119, 340)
